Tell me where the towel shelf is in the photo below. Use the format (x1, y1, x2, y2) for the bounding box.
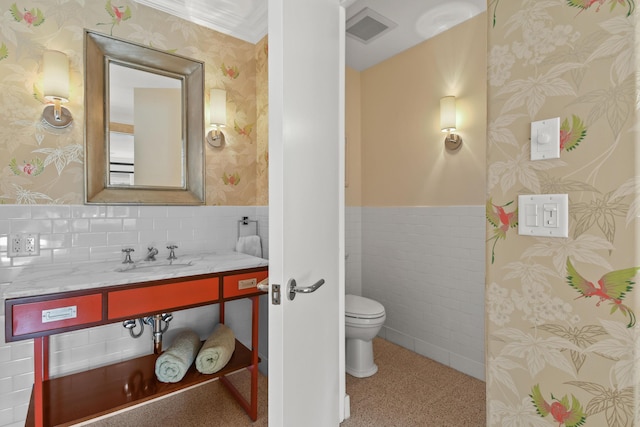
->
(24, 340, 256, 426)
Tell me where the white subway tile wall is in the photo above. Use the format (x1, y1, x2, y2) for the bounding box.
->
(345, 207, 362, 296)
(360, 206, 485, 381)
(0, 205, 268, 427)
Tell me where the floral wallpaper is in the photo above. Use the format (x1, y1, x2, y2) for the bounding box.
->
(486, 1, 638, 426)
(0, 0, 266, 206)
(255, 36, 269, 206)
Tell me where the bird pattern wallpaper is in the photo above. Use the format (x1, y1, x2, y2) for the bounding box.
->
(486, 1, 639, 426)
(0, 0, 268, 206)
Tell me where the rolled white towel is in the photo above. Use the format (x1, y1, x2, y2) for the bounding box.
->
(155, 329, 202, 383)
(195, 323, 236, 374)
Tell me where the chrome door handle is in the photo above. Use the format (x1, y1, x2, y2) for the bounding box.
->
(288, 278, 325, 301)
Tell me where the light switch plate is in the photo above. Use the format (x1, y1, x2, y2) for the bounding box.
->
(531, 117, 560, 160)
(518, 194, 568, 237)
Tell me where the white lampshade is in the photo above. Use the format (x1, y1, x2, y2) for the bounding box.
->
(210, 88, 227, 126)
(43, 50, 70, 102)
(440, 96, 456, 132)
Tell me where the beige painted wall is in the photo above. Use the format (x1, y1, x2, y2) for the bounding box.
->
(357, 13, 487, 207)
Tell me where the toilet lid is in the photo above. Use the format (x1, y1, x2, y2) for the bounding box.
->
(345, 294, 385, 319)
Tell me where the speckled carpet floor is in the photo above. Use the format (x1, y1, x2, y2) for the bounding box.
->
(85, 338, 485, 426)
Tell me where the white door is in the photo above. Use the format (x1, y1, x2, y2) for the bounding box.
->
(268, 0, 346, 425)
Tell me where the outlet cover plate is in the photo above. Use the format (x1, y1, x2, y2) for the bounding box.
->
(8, 232, 40, 257)
(518, 194, 569, 237)
(531, 117, 560, 160)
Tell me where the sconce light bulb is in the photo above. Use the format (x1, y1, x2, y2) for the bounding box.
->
(440, 96, 457, 131)
(207, 89, 227, 148)
(210, 88, 227, 126)
(43, 50, 70, 101)
(42, 50, 73, 129)
(440, 96, 462, 151)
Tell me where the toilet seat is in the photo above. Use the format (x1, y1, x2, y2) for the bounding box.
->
(345, 294, 385, 319)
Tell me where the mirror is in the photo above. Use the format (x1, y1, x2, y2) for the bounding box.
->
(84, 29, 205, 205)
(108, 63, 183, 188)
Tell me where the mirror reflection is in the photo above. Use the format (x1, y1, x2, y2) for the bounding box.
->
(108, 63, 184, 188)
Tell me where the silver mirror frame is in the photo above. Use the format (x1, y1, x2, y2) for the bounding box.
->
(84, 29, 205, 205)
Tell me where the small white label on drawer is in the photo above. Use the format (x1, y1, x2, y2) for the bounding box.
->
(238, 278, 257, 290)
(42, 306, 77, 323)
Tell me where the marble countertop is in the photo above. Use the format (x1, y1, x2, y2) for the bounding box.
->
(3, 251, 268, 299)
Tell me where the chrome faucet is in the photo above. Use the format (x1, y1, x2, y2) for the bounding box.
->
(145, 246, 159, 261)
(167, 244, 178, 260)
(122, 248, 135, 264)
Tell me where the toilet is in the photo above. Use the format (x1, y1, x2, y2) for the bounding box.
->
(345, 294, 386, 378)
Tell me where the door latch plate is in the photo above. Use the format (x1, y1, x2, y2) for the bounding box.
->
(272, 284, 281, 305)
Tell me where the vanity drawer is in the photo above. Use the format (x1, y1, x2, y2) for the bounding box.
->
(223, 270, 268, 298)
(107, 277, 219, 319)
(12, 294, 103, 337)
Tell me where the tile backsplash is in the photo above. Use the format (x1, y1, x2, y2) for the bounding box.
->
(0, 205, 270, 284)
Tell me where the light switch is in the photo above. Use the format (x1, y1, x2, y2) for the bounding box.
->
(525, 204, 538, 226)
(531, 118, 560, 161)
(518, 194, 568, 237)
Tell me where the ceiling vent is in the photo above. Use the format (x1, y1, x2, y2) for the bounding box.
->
(346, 7, 397, 44)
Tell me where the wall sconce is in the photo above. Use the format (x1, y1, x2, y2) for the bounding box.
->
(440, 96, 462, 151)
(206, 88, 227, 147)
(42, 50, 73, 129)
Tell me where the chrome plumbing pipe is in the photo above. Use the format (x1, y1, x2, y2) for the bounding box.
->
(123, 313, 173, 354)
(150, 315, 163, 354)
(122, 318, 144, 338)
(144, 313, 173, 354)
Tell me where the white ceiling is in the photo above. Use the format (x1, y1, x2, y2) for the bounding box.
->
(345, 0, 486, 70)
(136, 0, 486, 71)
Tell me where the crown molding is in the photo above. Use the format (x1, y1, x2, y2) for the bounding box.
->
(135, 0, 268, 44)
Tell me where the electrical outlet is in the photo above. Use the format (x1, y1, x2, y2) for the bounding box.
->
(25, 233, 39, 255)
(8, 232, 40, 257)
(8, 234, 23, 257)
(9, 235, 21, 256)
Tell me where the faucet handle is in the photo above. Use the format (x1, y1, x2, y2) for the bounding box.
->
(167, 244, 178, 260)
(121, 248, 135, 264)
